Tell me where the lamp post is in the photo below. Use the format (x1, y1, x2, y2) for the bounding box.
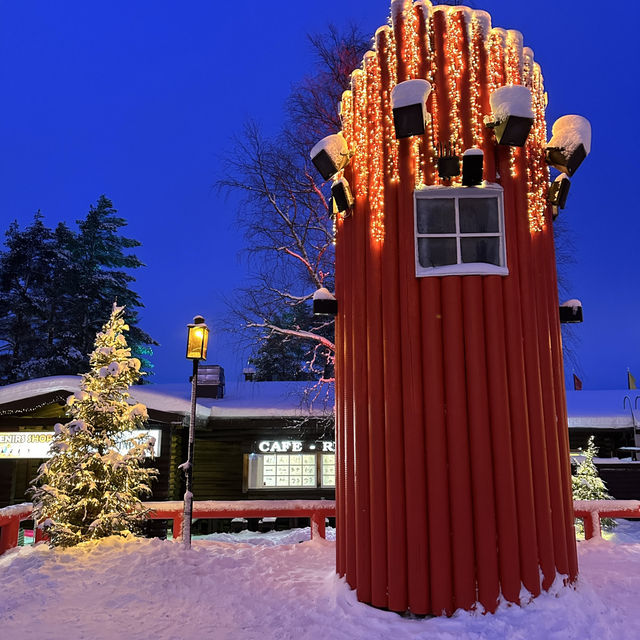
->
(181, 315, 209, 548)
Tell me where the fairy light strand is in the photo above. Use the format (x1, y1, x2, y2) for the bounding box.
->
(343, 6, 551, 240)
(366, 53, 386, 242)
(468, 15, 484, 148)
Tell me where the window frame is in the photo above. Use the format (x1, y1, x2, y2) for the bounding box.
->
(246, 451, 336, 490)
(413, 184, 508, 277)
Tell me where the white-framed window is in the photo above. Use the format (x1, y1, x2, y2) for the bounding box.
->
(413, 185, 508, 277)
(247, 452, 336, 489)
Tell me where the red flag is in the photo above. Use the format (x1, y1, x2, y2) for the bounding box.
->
(573, 374, 582, 391)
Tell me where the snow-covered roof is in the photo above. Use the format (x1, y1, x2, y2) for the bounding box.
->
(2, 377, 636, 426)
(566, 390, 640, 429)
(0, 376, 334, 420)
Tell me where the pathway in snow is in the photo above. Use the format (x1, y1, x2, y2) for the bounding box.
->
(1, 524, 639, 639)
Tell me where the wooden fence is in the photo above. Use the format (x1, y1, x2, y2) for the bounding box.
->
(0, 499, 336, 555)
(3, 499, 639, 556)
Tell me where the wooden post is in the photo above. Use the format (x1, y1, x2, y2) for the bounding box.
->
(0, 519, 20, 555)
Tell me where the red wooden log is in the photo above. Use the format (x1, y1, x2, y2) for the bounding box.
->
(462, 277, 500, 613)
(365, 56, 389, 609)
(377, 27, 409, 613)
(419, 277, 453, 615)
(334, 208, 346, 575)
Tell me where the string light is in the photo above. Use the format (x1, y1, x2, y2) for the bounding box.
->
(525, 61, 549, 233)
(343, 5, 550, 239)
(427, 10, 440, 184)
(366, 53, 386, 242)
(468, 15, 484, 147)
(381, 26, 400, 183)
(352, 69, 369, 199)
(445, 9, 464, 186)
(505, 31, 523, 178)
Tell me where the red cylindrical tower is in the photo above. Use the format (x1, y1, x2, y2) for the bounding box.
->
(332, 0, 577, 616)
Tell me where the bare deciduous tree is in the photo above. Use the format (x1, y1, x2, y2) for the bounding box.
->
(219, 26, 369, 381)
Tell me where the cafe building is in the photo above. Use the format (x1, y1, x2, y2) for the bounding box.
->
(0, 370, 336, 530)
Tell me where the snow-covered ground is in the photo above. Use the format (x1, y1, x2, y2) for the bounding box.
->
(1, 523, 640, 639)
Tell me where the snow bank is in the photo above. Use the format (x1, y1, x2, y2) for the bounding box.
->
(489, 85, 533, 120)
(3, 525, 640, 639)
(548, 114, 591, 155)
(390, 79, 432, 110)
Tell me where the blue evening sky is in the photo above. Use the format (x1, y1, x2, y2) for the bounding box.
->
(0, 1, 636, 389)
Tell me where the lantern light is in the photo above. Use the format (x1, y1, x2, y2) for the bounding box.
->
(546, 115, 591, 176)
(462, 148, 484, 186)
(310, 133, 351, 181)
(331, 177, 354, 213)
(560, 299, 583, 324)
(391, 79, 432, 139)
(487, 85, 534, 147)
(313, 288, 338, 316)
(186, 315, 209, 360)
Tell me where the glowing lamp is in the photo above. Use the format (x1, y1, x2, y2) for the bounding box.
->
(462, 148, 484, 186)
(331, 177, 354, 213)
(560, 299, 583, 324)
(546, 115, 591, 176)
(310, 133, 351, 181)
(186, 315, 209, 360)
(313, 287, 338, 316)
(391, 79, 432, 139)
(548, 174, 570, 210)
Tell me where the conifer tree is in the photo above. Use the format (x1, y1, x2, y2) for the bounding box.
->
(0, 198, 155, 382)
(71, 195, 155, 374)
(29, 304, 158, 548)
(572, 435, 616, 530)
(0, 213, 76, 383)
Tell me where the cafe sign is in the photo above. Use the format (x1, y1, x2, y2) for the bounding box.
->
(256, 439, 335, 453)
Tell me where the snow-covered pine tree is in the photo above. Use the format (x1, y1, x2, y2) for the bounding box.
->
(572, 435, 616, 530)
(29, 303, 158, 547)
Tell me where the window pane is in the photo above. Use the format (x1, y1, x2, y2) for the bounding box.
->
(459, 198, 499, 234)
(418, 237, 457, 267)
(416, 198, 456, 234)
(460, 237, 501, 265)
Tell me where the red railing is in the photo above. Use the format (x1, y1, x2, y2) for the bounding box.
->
(4, 499, 638, 555)
(573, 500, 640, 539)
(0, 499, 336, 555)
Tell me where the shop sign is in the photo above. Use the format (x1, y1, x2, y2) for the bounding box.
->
(0, 430, 162, 459)
(256, 440, 335, 453)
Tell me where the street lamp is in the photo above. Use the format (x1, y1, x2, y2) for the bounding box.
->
(181, 315, 209, 548)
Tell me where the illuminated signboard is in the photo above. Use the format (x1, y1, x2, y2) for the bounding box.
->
(247, 441, 336, 489)
(256, 440, 335, 453)
(0, 430, 162, 459)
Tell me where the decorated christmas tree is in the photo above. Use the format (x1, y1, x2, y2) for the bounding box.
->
(29, 303, 158, 547)
(573, 435, 616, 530)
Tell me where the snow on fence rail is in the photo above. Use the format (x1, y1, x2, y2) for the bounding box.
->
(4, 499, 635, 555)
(573, 500, 640, 540)
(0, 499, 336, 555)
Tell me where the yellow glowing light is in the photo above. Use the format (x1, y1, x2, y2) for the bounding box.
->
(366, 53, 386, 242)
